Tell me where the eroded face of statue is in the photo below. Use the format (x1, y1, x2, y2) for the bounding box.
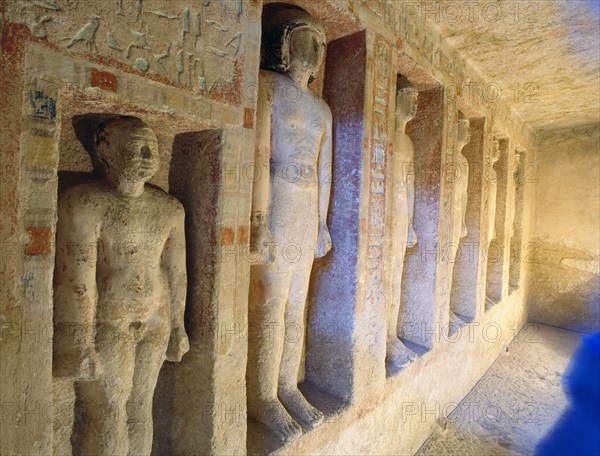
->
(288, 27, 325, 80)
(492, 139, 500, 162)
(396, 89, 418, 122)
(457, 119, 471, 148)
(96, 121, 160, 183)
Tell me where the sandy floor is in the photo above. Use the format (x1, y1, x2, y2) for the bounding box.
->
(416, 323, 584, 456)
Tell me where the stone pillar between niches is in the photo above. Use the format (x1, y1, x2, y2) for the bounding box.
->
(306, 29, 394, 402)
(305, 29, 366, 401)
(485, 137, 510, 309)
(156, 127, 251, 456)
(509, 150, 526, 293)
(397, 86, 447, 352)
(449, 118, 486, 322)
(155, 130, 244, 456)
(1, 72, 58, 456)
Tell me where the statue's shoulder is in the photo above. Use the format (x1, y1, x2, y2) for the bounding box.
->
(316, 95, 332, 122)
(58, 182, 106, 211)
(145, 185, 185, 216)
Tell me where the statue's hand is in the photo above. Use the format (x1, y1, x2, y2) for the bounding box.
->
(316, 224, 332, 258)
(166, 327, 190, 362)
(250, 222, 274, 265)
(77, 349, 102, 381)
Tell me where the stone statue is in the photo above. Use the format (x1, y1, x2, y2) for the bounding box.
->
(247, 8, 331, 442)
(53, 116, 189, 456)
(455, 113, 470, 240)
(508, 151, 521, 239)
(487, 138, 500, 244)
(448, 113, 471, 333)
(387, 75, 419, 371)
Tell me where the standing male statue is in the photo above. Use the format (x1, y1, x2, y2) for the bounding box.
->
(507, 151, 521, 239)
(387, 76, 419, 371)
(448, 113, 471, 333)
(247, 8, 332, 442)
(53, 116, 189, 456)
(487, 138, 500, 245)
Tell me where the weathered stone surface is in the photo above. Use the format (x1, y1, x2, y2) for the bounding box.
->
(430, 0, 599, 134)
(1, 1, 595, 455)
(529, 126, 600, 333)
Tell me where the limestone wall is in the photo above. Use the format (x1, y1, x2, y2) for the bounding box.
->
(529, 125, 600, 334)
(1, 1, 536, 455)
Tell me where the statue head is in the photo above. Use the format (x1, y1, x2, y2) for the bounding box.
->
(491, 139, 500, 163)
(396, 75, 418, 122)
(457, 112, 471, 148)
(514, 151, 522, 168)
(92, 116, 160, 183)
(261, 6, 326, 83)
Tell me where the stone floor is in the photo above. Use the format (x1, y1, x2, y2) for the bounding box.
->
(417, 323, 584, 456)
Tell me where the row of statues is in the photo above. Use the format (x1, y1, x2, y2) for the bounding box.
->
(52, 7, 494, 453)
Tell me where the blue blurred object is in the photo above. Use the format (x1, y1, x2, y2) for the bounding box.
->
(536, 332, 600, 456)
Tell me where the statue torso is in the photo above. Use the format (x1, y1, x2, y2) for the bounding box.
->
(64, 182, 182, 321)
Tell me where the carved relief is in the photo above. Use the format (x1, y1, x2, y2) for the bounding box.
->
(7, 0, 243, 103)
(247, 8, 331, 443)
(365, 35, 392, 379)
(64, 15, 100, 52)
(53, 116, 189, 456)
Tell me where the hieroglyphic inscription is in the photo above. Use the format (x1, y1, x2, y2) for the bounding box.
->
(364, 36, 392, 371)
(357, 0, 397, 30)
(7, 0, 246, 104)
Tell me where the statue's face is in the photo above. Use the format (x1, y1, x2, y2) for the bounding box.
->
(289, 27, 325, 77)
(396, 89, 418, 120)
(457, 119, 471, 146)
(98, 123, 160, 182)
(492, 140, 500, 161)
(514, 153, 521, 169)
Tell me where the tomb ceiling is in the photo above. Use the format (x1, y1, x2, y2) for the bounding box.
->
(430, 0, 599, 138)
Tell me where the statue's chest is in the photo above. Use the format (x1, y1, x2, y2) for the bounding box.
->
(272, 98, 323, 162)
(98, 201, 168, 252)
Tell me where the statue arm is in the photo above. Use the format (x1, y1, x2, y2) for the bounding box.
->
(163, 206, 189, 362)
(250, 74, 274, 261)
(53, 191, 100, 380)
(316, 106, 333, 257)
(406, 148, 418, 247)
(461, 165, 469, 238)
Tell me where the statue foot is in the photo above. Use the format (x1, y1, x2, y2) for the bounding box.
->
(448, 311, 467, 338)
(386, 338, 417, 370)
(279, 388, 324, 429)
(255, 399, 303, 442)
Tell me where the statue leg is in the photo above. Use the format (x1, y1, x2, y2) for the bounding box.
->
(247, 265, 303, 442)
(448, 234, 467, 337)
(127, 313, 170, 456)
(388, 255, 417, 372)
(73, 323, 135, 456)
(278, 267, 324, 428)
